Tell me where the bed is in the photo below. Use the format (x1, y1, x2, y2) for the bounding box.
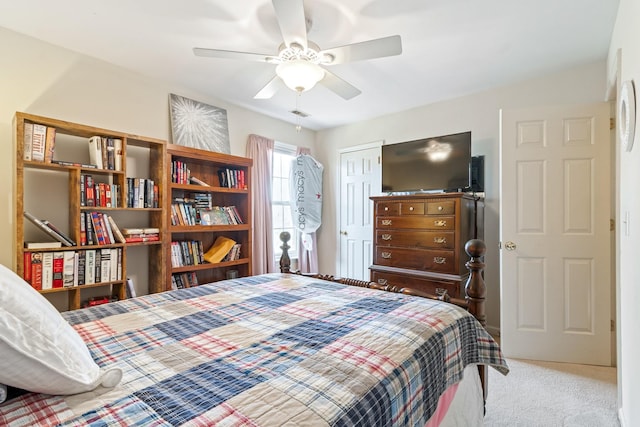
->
(0, 237, 508, 426)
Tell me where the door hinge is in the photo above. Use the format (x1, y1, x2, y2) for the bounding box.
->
(610, 118, 615, 130)
(378, 156, 381, 164)
(610, 219, 615, 231)
(611, 319, 615, 331)
(498, 241, 502, 250)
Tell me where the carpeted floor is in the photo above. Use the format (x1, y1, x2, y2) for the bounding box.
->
(483, 358, 619, 427)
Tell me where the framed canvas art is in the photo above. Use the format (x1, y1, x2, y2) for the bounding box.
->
(169, 94, 231, 153)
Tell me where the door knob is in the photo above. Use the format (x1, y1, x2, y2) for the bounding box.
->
(340, 230, 348, 235)
(505, 241, 517, 251)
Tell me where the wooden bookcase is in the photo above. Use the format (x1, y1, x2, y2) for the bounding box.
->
(166, 144, 252, 289)
(14, 112, 166, 310)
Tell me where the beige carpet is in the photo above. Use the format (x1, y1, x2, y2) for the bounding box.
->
(483, 358, 619, 427)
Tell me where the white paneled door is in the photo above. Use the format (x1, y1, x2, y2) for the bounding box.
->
(339, 145, 382, 281)
(500, 103, 612, 365)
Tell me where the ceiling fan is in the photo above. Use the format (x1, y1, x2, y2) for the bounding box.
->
(193, 0, 402, 100)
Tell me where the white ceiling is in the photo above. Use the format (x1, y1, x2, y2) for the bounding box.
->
(0, 0, 619, 130)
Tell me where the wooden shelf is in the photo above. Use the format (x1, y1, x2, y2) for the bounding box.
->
(14, 112, 167, 310)
(166, 143, 252, 289)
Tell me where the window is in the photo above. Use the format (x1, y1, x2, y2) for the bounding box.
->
(272, 143, 297, 263)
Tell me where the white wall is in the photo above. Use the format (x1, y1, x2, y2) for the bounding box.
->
(608, 0, 640, 424)
(315, 60, 608, 333)
(0, 27, 315, 281)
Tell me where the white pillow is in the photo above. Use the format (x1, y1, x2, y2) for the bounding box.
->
(0, 263, 121, 395)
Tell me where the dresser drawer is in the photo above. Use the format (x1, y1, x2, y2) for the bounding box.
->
(376, 230, 455, 249)
(370, 270, 461, 299)
(426, 200, 456, 215)
(377, 202, 399, 216)
(375, 247, 456, 273)
(376, 216, 455, 230)
(400, 202, 424, 215)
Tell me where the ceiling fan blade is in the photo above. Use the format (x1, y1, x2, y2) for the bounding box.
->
(320, 70, 362, 100)
(320, 35, 402, 65)
(193, 47, 277, 63)
(272, 0, 308, 49)
(254, 76, 285, 99)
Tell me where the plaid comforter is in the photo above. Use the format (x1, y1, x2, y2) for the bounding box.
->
(0, 273, 508, 426)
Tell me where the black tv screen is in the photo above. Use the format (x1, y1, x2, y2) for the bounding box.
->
(382, 131, 471, 193)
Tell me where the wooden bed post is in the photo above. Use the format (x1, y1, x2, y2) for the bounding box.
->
(463, 238, 489, 407)
(279, 231, 291, 273)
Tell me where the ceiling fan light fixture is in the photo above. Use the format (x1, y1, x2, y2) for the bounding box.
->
(276, 59, 325, 92)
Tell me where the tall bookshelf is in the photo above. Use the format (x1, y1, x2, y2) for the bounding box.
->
(166, 144, 252, 289)
(14, 112, 166, 310)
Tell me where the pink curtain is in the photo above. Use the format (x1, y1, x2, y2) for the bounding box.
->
(246, 134, 276, 274)
(295, 147, 319, 273)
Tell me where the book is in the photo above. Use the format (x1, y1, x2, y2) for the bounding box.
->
(107, 216, 126, 243)
(41, 252, 54, 290)
(23, 122, 33, 161)
(24, 241, 62, 249)
(24, 212, 74, 247)
(44, 126, 56, 163)
(63, 251, 76, 287)
(88, 136, 103, 169)
(42, 220, 76, 246)
(30, 252, 43, 291)
(125, 277, 136, 298)
(85, 250, 96, 284)
(189, 176, 210, 187)
(52, 160, 98, 169)
(52, 251, 64, 288)
(114, 139, 123, 171)
(23, 252, 32, 284)
(30, 124, 47, 162)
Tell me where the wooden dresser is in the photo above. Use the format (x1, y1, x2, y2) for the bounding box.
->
(369, 193, 483, 299)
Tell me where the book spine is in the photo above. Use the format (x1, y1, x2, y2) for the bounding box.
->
(63, 251, 75, 287)
(30, 252, 43, 291)
(109, 248, 118, 282)
(44, 126, 56, 163)
(31, 124, 47, 162)
(102, 213, 115, 244)
(88, 136, 103, 169)
(87, 258, 97, 285)
(114, 138, 123, 171)
(77, 251, 86, 286)
(42, 220, 76, 246)
(52, 251, 64, 288)
(42, 252, 54, 290)
(107, 216, 126, 243)
(100, 249, 110, 282)
(23, 252, 32, 284)
(90, 212, 107, 245)
(23, 122, 33, 161)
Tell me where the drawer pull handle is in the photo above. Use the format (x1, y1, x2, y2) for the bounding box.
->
(381, 234, 392, 241)
(409, 206, 414, 211)
(434, 257, 447, 264)
(384, 206, 389, 211)
(438, 206, 443, 211)
(434, 237, 447, 244)
(434, 220, 447, 227)
(381, 252, 392, 259)
(377, 279, 388, 285)
(381, 219, 393, 226)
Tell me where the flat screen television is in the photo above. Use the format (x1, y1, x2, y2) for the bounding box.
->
(382, 131, 472, 193)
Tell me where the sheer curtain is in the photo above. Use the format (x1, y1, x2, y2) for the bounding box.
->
(295, 147, 319, 273)
(246, 134, 276, 274)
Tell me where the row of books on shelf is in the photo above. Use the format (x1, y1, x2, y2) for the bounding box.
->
(171, 204, 243, 226)
(22, 123, 56, 163)
(218, 168, 246, 189)
(171, 160, 210, 186)
(125, 178, 159, 209)
(22, 123, 123, 171)
(80, 175, 120, 208)
(171, 272, 199, 290)
(81, 211, 160, 245)
(170, 240, 205, 268)
(88, 135, 123, 171)
(24, 247, 123, 291)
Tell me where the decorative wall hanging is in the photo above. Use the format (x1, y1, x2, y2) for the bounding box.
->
(169, 94, 231, 153)
(618, 79, 636, 152)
